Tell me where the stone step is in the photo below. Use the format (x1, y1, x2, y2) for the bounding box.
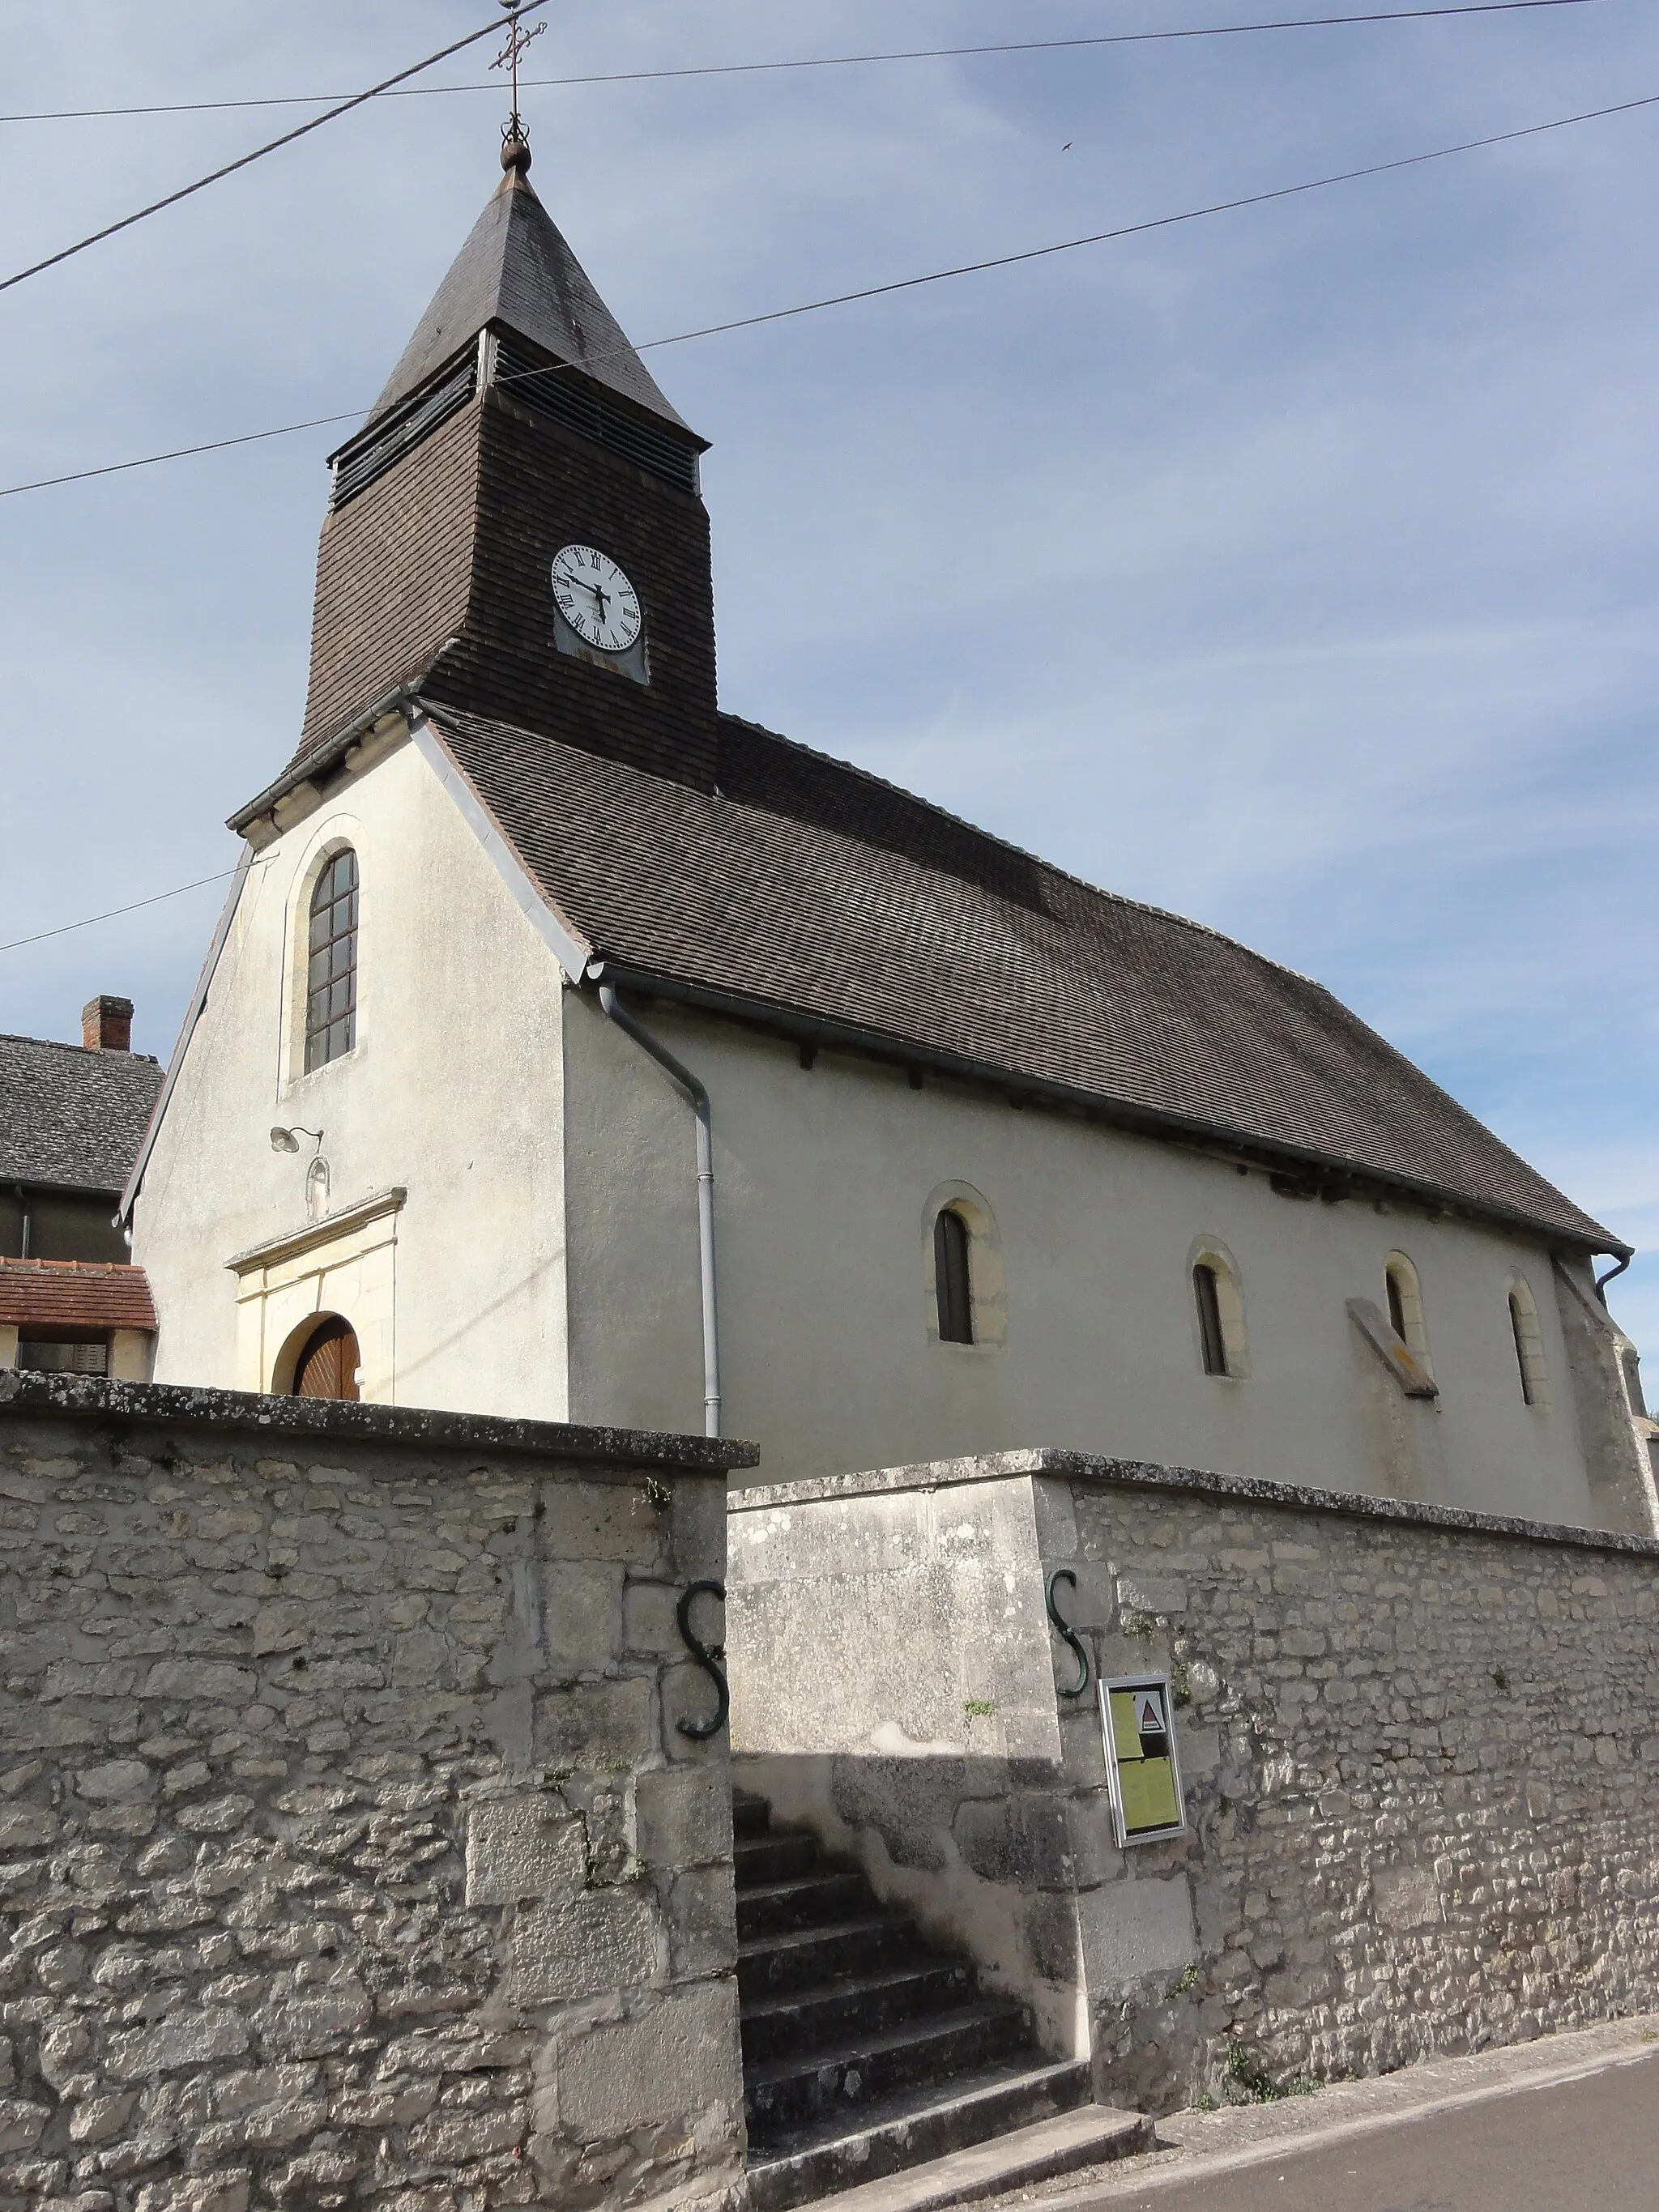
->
(734, 1788, 773, 1840)
(739, 1867, 877, 1941)
(741, 1957, 982, 2063)
(797, 2103, 1154, 2212)
(746, 2001, 1035, 2136)
(739, 1913, 930, 2003)
(736, 1829, 821, 1887)
(746, 2058, 1096, 2212)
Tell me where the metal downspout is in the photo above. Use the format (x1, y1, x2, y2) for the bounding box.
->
(1596, 1251, 1632, 1306)
(596, 984, 721, 1438)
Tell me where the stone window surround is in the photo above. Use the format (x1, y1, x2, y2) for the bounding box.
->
(1186, 1234, 1250, 1380)
(1383, 1248, 1434, 1379)
(279, 810, 369, 1096)
(1507, 1272, 1550, 1412)
(922, 1180, 1007, 1352)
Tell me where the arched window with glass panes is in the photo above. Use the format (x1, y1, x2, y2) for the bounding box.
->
(305, 848, 359, 1072)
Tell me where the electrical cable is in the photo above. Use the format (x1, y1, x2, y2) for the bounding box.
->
(0, 3, 548, 298)
(0, 871, 237, 957)
(0, 4, 1601, 126)
(3, 74, 1656, 505)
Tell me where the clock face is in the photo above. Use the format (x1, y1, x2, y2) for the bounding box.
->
(551, 543, 642, 654)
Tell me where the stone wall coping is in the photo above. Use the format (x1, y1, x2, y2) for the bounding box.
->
(0, 1369, 760, 1473)
(731, 1447, 1659, 1558)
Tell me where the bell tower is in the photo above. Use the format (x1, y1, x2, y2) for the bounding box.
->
(294, 104, 719, 791)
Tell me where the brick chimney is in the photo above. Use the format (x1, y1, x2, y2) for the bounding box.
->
(82, 995, 134, 1053)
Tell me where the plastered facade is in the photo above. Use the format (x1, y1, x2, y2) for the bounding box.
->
(0, 1373, 751, 2211)
(728, 1451, 1659, 2113)
(134, 728, 1651, 1532)
(134, 731, 570, 1423)
(561, 995, 1650, 1528)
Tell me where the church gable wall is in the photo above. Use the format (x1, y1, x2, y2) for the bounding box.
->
(560, 996, 1613, 1525)
(729, 1452, 1659, 2114)
(134, 735, 573, 1422)
(0, 1373, 748, 2212)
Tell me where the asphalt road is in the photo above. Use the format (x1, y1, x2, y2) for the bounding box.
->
(1107, 2048, 1659, 2212)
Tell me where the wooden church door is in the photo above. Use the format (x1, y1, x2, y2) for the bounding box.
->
(291, 1315, 360, 1401)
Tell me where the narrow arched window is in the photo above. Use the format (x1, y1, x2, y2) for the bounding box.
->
(1383, 1254, 1431, 1377)
(1193, 1263, 1228, 1377)
(935, 1208, 974, 1345)
(1508, 1277, 1549, 1410)
(1509, 1294, 1536, 1405)
(305, 847, 359, 1072)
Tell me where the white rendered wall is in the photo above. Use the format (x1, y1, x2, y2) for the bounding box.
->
(561, 995, 1610, 1525)
(134, 733, 571, 1419)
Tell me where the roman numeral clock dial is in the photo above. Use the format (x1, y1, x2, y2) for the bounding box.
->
(551, 543, 643, 655)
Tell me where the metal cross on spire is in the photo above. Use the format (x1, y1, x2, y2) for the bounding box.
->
(493, 1, 547, 170)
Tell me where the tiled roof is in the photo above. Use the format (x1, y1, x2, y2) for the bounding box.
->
(0, 1259, 157, 1332)
(425, 701, 1616, 1251)
(365, 167, 693, 436)
(0, 1034, 163, 1193)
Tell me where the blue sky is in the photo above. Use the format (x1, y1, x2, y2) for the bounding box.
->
(1, 2, 1655, 1357)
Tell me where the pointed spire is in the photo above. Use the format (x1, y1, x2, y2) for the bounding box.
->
(364, 161, 693, 438)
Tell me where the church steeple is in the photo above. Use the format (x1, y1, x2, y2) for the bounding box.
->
(293, 133, 719, 792)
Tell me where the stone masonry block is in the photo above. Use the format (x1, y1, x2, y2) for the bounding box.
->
(140, 1659, 258, 1706)
(557, 1979, 742, 2138)
(1078, 1874, 1195, 1990)
(107, 2009, 249, 2079)
(543, 1562, 621, 1669)
(623, 1579, 684, 1656)
(466, 1797, 586, 1907)
(1374, 1865, 1442, 1930)
(535, 1676, 655, 1770)
(636, 1767, 733, 1871)
(511, 1886, 658, 2002)
(664, 1866, 738, 1976)
(537, 1478, 660, 1565)
(670, 1478, 727, 1583)
(1115, 1573, 1188, 1617)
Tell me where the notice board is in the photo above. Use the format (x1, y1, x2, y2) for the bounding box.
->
(1100, 1673, 1188, 1848)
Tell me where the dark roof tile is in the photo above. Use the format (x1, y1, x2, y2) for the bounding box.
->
(0, 1034, 163, 1193)
(425, 701, 1614, 1251)
(366, 168, 692, 436)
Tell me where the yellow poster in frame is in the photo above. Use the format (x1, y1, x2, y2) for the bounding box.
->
(1100, 1673, 1187, 1846)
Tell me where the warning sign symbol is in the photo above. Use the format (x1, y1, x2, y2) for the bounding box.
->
(1135, 1690, 1167, 1739)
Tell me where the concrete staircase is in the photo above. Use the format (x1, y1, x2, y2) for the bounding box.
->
(734, 1788, 1149, 2210)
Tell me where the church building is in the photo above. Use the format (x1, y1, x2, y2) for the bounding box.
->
(126, 134, 1653, 1536)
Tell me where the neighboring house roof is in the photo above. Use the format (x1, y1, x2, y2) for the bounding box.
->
(0, 1259, 158, 1332)
(423, 700, 1618, 1253)
(364, 164, 695, 437)
(0, 1033, 164, 1194)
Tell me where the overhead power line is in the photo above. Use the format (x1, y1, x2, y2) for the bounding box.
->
(0, 3, 548, 298)
(0, 4, 1601, 126)
(3, 75, 1656, 505)
(0, 871, 237, 957)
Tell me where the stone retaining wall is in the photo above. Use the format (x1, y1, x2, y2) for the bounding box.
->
(0, 1373, 755, 2212)
(729, 1450, 1659, 2112)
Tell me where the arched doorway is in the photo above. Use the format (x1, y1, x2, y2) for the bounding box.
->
(289, 1314, 361, 1402)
